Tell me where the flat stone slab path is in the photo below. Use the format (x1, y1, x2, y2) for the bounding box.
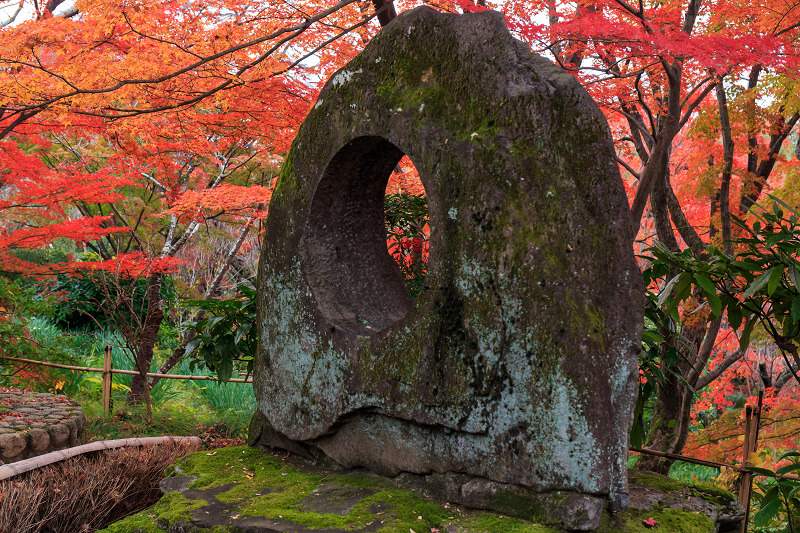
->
(0, 388, 85, 463)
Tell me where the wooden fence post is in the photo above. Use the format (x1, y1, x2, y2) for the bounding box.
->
(739, 392, 763, 533)
(102, 345, 113, 415)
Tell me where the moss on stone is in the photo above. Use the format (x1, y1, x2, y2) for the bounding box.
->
(100, 447, 741, 533)
(254, 5, 643, 512)
(630, 471, 737, 508)
(596, 507, 714, 533)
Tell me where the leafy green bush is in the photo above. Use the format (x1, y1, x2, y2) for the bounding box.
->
(47, 273, 176, 330)
(184, 286, 256, 382)
(748, 452, 800, 532)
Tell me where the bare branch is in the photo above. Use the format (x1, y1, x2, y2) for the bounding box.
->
(617, 156, 641, 180)
(696, 348, 745, 389)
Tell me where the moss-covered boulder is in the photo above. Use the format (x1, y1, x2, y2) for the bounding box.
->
(253, 6, 643, 528)
(100, 447, 743, 533)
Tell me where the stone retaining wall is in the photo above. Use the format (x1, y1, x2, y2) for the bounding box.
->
(0, 389, 86, 463)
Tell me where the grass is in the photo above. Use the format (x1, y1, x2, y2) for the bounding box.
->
(669, 460, 720, 484)
(176, 357, 255, 436)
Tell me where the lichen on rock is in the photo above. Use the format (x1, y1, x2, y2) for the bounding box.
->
(252, 6, 644, 528)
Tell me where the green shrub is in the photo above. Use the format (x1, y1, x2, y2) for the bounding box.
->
(47, 273, 176, 331)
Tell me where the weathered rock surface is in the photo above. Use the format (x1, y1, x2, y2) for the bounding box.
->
(252, 5, 643, 521)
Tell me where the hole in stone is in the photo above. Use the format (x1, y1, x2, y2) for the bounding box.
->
(302, 137, 429, 336)
(384, 155, 429, 300)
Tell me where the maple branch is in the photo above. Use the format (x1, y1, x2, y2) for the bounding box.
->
(142, 172, 167, 192)
(91, 21, 314, 118)
(631, 140, 674, 235)
(774, 19, 800, 37)
(2, 0, 361, 122)
(616, 106, 653, 155)
(634, 74, 656, 139)
(775, 363, 800, 391)
(108, 203, 144, 250)
(271, 12, 378, 77)
(696, 346, 746, 390)
(678, 79, 716, 129)
(741, 111, 800, 212)
(688, 315, 721, 386)
(218, 151, 259, 180)
(122, 12, 203, 60)
(665, 176, 704, 255)
(614, 0, 643, 19)
(616, 156, 640, 180)
(714, 80, 734, 249)
(681, 0, 703, 34)
(0, 109, 40, 140)
(678, 76, 714, 114)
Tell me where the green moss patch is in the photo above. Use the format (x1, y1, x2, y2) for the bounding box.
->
(102, 446, 562, 533)
(100, 447, 738, 532)
(630, 471, 737, 508)
(597, 508, 714, 533)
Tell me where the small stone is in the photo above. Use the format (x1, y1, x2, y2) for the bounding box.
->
(65, 419, 79, 446)
(0, 432, 26, 458)
(28, 428, 50, 452)
(159, 474, 201, 494)
(48, 423, 70, 447)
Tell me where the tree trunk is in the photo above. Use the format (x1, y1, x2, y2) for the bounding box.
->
(128, 273, 165, 405)
(635, 170, 709, 474)
(636, 313, 708, 473)
(635, 372, 694, 474)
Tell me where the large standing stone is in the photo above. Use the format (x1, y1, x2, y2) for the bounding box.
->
(251, 6, 644, 525)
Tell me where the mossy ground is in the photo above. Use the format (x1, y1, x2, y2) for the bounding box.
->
(629, 471, 736, 508)
(101, 447, 730, 533)
(596, 508, 713, 533)
(101, 446, 557, 533)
